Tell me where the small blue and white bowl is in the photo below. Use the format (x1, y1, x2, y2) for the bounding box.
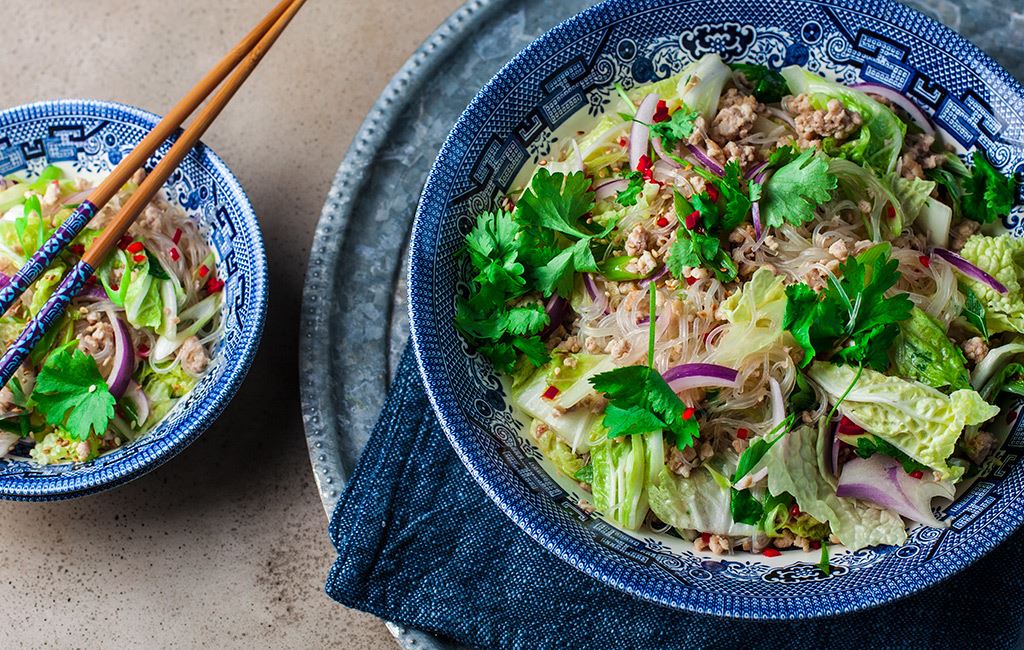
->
(410, 0, 1024, 619)
(0, 99, 267, 500)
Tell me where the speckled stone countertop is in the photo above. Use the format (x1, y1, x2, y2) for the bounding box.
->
(0, 1, 459, 648)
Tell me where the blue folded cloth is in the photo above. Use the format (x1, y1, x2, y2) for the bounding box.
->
(327, 344, 1024, 649)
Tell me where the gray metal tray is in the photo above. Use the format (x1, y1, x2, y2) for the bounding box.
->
(299, 0, 1023, 646)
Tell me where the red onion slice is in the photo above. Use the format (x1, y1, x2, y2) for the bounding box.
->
(122, 381, 149, 428)
(851, 83, 934, 135)
(540, 295, 569, 339)
(593, 178, 628, 201)
(582, 273, 609, 314)
(685, 143, 724, 177)
(651, 137, 681, 167)
(638, 265, 668, 288)
(836, 455, 954, 528)
(61, 188, 94, 207)
(630, 93, 659, 171)
(663, 363, 739, 392)
(745, 160, 769, 180)
(931, 247, 1008, 294)
(104, 311, 135, 399)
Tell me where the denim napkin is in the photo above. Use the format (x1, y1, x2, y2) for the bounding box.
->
(326, 344, 1024, 649)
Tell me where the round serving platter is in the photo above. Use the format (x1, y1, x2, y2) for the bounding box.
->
(300, 0, 1024, 646)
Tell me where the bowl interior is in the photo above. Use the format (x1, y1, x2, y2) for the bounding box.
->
(410, 0, 1024, 618)
(0, 99, 267, 499)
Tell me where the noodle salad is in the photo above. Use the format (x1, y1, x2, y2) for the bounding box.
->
(454, 53, 1023, 561)
(0, 166, 223, 464)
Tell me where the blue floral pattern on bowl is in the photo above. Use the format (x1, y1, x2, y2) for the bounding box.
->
(0, 99, 267, 499)
(409, 0, 1024, 618)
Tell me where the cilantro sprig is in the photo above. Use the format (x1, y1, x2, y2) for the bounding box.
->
(730, 63, 790, 103)
(729, 413, 798, 525)
(515, 168, 611, 298)
(31, 343, 116, 441)
(589, 289, 699, 449)
(666, 189, 739, 283)
(961, 151, 1017, 225)
(615, 171, 645, 207)
(760, 149, 837, 229)
(648, 106, 699, 151)
(455, 210, 549, 373)
(783, 243, 913, 370)
(961, 287, 989, 341)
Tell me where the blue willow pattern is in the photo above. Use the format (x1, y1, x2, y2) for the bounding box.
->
(0, 200, 97, 316)
(0, 259, 94, 385)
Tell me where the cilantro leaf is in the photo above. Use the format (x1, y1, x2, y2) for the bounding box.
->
(666, 190, 738, 283)
(852, 435, 929, 474)
(783, 244, 912, 368)
(515, 168, 595, 239)
(31, 344, 116, 441)
(615, 171, 645, 207)
(962, 150, 1017, 224)
(719, 161, 754, 230)
(730, 487, 764, 525)
(602, 404, 668, 437)
(455, 211, 550, 373)
(961, 286, 990, 341)
(731, 63, 789, 103)
(648, 107, 699, 151)
(761, 149, 837, 228)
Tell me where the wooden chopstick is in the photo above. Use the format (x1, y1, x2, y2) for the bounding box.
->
(0, 0, 306, 386)
(0, 0, 298, 318)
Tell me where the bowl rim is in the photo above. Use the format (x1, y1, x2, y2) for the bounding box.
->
(408, 0, 1024, 619)
(0, 97, 268, 500)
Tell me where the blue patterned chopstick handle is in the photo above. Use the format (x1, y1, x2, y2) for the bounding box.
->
(0, 260, 95, 387)
(0, 200, 97, 316)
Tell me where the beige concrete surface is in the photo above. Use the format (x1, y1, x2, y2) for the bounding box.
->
(0, 1, 462, 647)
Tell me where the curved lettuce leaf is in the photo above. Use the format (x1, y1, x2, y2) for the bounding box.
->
(709, 267, 789, 366)
(893, 308, 970, 392)
(138, 365, 196, 427)
(123, 252, 164, 329)
(590, 429, 652, 530)
(765, 421, 906, 548)
(28, 264, 65, 316)
(648, 464, 758, 537)
(809, 362, 998, 480)
(958, 234, 1024, 334)
(889, 176, 936, 226)
(782, 66, 906, 175)
(531, 419, 586, 479)
(630, 54, 731, 124)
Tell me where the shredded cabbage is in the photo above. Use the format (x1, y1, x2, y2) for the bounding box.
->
(809, 362, 998, 480)
(958, 234, 1024, 334)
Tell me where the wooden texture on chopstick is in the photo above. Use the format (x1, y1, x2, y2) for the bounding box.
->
(83, 0, 306, 268)
(81, 0, 297, 213)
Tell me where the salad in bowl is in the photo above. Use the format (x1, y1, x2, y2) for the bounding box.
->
(453, 52, 1020, 563)
(0, 165, 222, 465)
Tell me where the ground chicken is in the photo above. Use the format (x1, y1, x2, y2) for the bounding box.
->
(964, 431, 998, 465)
(723, 141, 758, 170)
(828, 239, 849, 262)
(41, 182, 61, 211)
(961, 337, 989, 365)
(577, 498, 596, 515)
(693, 536, 708, 552)
(624, 224, 650, 257)
(627, 251, 658, 276)
(708, 534, 730, 555)
(732, 438, 748, 454)
(712, 88, 762, 141)
(900, 133, 943, 180)
(134, 203, 166, 232)
(773, 529, 796, 549)
(177, 335, 210, 375)
(786, 94, 863, 146)
(605, 337, 630, 360)
(555, 335, 582, 354)
(950, 220, 981, 252)
(77, 312, 114, 363)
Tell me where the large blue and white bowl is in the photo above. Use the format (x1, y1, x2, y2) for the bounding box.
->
(0, 99, 267, 500)
(409, 0, 1024, 619)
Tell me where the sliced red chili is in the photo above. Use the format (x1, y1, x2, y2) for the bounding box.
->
(656, 216, 669, 228)
(789, 504, 801, 519)
(706, 185, 720, 203)
(118, 235, 133, 250)
(919, 255, 931, 268)
(69, 244, 85, 256)
(637, 154, 655, 182)
(811, 540, 822, 550)
(685, 210, 700, 230)
(170, 247, 180, 261)
(132, 254, 146, 264)
(700, 532, 711, 544)
(205, 277, 225, 294)
(836, 416, 864, 435)
(762, 548, 781, 558)
(682, 407, 695, 421)
(909, 470, 924, 479)
(172, 228, 183, 244)
(126, 241, 144, 254)
(652, 100, 670, 123)
(542, 385, 560, 400)
(736, 427, 749, 440)
(685, 276, 699, 286)
(198, 264, 210, 278)
(137, 344, 150, 359)
(886, 203, 896, 219)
